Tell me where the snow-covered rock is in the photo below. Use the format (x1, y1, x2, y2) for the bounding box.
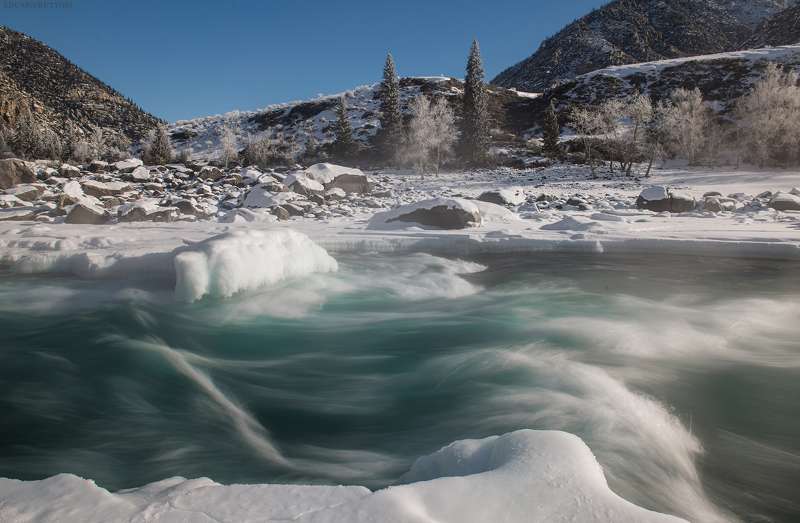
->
(304, 163, 371, 194)
(129, 166, 152, 182)
(369, 198, 482, 230)
(65, 201, 109, 225)
(58, 163, 81, 178)
(113, 158, 143, 173)
(81, 180, 131, 198)
(541, 215, 602, 231)
(769, 192, 800, 211)
(0, 430, 685, 523)
(636, 186, 695, 213)
(478, 189, 526, 206)
(286, 172, 324, 195)
(4, 184, 41, 202)
(173, 229, 338, 302)
(118, 200, 177, 222)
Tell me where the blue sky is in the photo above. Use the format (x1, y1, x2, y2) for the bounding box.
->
(3, 0, 605, 121)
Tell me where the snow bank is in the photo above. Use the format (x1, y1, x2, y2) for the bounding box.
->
(0, 430, 685, 523)
(174, 229, 338, 302)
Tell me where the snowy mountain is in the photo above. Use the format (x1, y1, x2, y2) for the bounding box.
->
(491, 0, 798, 92)
(546, 44, 800, 112)
(0, 26, 161, 143)
(169, 77, 541, 160)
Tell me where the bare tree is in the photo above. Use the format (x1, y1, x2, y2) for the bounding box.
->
(623, 93, 653, 175)
(220, 121, 238, 168)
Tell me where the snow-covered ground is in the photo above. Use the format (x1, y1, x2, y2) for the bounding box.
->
(0, 430, 683, 523)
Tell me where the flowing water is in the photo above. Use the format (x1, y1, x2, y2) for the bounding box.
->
(1, 252, 799, 522)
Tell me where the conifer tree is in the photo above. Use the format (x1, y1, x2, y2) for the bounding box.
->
(379, 53, 403, 160)
(332, 96, 356, 161)
(461, 39, 490, 164)
(542, 99, 562, 158)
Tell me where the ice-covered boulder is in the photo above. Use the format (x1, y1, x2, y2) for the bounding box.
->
(173, 229, 338, 302)
(369, 198, 482, 230)
(636, 186, 695, 213)
(769, 192, 800, 211)
(0, 430, 685, 523)
(0, 159, 36, 189)
(478, 189, 525, 206)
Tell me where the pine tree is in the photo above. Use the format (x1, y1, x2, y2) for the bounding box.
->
(542, 99, 562, 158)
(379, 53, 403, 161)
(332, 96, 356, 161)
(461, 39, 490, 165)
(143, 125, 173, 165)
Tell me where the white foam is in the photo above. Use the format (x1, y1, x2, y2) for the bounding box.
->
(173, 229, 338, 302)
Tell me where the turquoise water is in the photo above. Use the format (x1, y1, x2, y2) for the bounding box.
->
(1, 252, 799, 522)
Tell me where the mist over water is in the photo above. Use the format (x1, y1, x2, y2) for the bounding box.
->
(1, 253, 799, 522)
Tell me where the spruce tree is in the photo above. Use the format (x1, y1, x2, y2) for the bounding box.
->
(379, 53, 403, 161)
(462, 39, 490, 165)
(332, 96, 356, 161)
(542, 99, 562, 158)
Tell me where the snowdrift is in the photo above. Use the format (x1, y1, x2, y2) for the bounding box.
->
(0, 430, 685, 523)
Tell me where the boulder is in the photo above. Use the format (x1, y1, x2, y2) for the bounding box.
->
(703, 197, 723, 213)
(305, 163, 370, 194)
(113, 158, 144, 173)
(769, 192, 800, 211)
(636, 186, 695, 213)
(478, 189, 525, 206)
(198, 166, 224, 181)
(5, 184, 42, 202)
(88, 160, 109, 173)
(271, 206, 290, 221)
(59, 163, 82, 178)
(286, 172, 324, 195)
(371, 198, 482, 230)
(790, 187, 800, 197)
(0, 159, 36, 189)
(62, 180, 85, 204)
(0, 194, 30, 208)
(0, 206, 41, 221)
(65, 202, 109, 225)
(325, 187, 346, 201)
(130, 166, 152, 182)
(81, 180, 131, 197)
(119, 202, 178, 222)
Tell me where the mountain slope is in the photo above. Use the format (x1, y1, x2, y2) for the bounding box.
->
(492, 0, 797, 92)
(170, 77, 541, 160)
(743, 4, 800, 47)
(0, 26, 161, 143)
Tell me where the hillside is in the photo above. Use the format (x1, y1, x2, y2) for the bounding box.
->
(0, 26, 161, 144)
(544, 44, 800, 113)
(743, 4, 800, 47)
(491, 0, 797, 92)
(169, 77, 541, 160)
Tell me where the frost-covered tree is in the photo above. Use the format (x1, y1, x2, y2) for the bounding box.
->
(220, 122, 238, 168)
(661, 88, 712, 164)
(401, 95, 457, 177)
(461, 40, 490, 164)
(332, 96, 356, 161)
(8, 110, 38, 159)
(542, 99, 561, 158)
(622, 93, 653, 175)
(735, 63, 800, 167)
(378, 52, 403, 161)
(142, 125, 173, 165)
